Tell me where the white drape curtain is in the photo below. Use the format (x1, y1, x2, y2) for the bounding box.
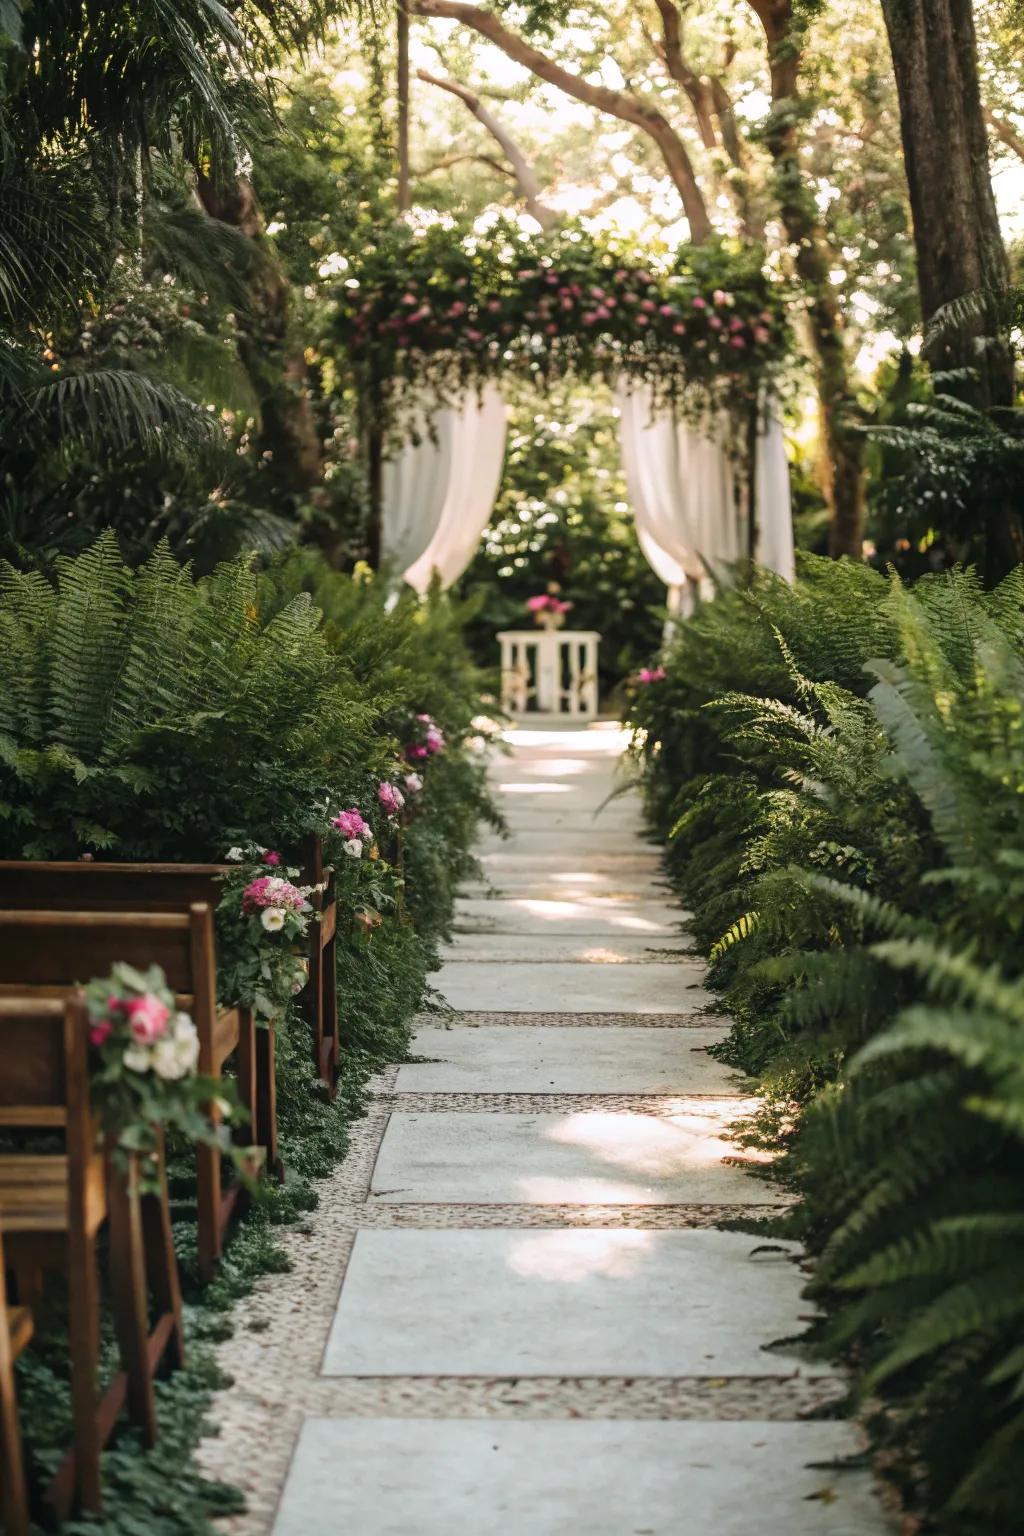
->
(403, 385, 508, 593)
(614, 381, 795, 617)
(381, 385, 508, 593)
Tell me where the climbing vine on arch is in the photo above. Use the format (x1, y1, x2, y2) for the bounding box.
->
(332, 217, 792, 434)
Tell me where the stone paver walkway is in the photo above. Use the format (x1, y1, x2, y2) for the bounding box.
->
(201, 721, 891, 1533)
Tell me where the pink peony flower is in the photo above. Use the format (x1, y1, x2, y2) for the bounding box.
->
(691, 296, 707, 310)
(594, 305, 611, 321)
(713, 288, 733, 306)
(673, 322, 687, 336)
(659, 304, 675, 317)
(526, 595, 549, 612)
(730, 335, 746, 349)
(263, 850, 281, 866)
(378, 781, 405, 815)
(331, 808, 371, 842)
(242, 875, 307, 914)
(466, 328, 484, 342)
(639, 299, 657, 313)
(425, 725, 445, 755)
(90, 1018, 113, 1048)
(448, 301, 467, 317)
(753, 325, 771, 344)
(127, 993, 170, 1045)
(638, 666, 667, 684)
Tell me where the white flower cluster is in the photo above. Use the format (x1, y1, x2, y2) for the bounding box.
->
(124, 1012, 200, 1081)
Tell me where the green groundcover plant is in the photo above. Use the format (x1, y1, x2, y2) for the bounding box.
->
(0, 534, 498, 1532)
(627, 555, 1024, 1534)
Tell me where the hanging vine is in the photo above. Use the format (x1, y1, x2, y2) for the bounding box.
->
(333, 217, 791, 438)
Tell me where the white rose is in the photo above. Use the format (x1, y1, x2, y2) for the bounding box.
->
(123, 1044, 152, 1074)
(225, 847, 245, 862)
(152, 1038, 188, 1080)
(261, 907, 287, 932)
(343, 838, 364, 859)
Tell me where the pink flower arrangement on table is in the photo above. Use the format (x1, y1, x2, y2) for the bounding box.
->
(637, 666, 667, 685)
(526, 594, 574, 616)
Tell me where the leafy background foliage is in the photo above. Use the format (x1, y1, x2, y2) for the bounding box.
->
(628, 557, 1024, 1531)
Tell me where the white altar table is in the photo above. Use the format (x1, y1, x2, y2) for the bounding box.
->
(498, 629, 600, 717)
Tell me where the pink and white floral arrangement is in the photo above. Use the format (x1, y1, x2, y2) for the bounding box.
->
(84, 962, 229, 1173)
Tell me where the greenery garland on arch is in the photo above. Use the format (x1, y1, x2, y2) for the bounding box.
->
(332, 218, 792, 434)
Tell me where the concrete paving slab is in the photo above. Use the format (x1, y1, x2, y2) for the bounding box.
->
(477, 829, 655, 859)
(433, 960, 709, 1014)
(453, 896, 690, 937)
(460, 872, 673, 900)
(396, 1026, 740, 1095)
(274, 1419, 889, 1536)
(321, 1228, 827, 1377)
(442, 932, 693, 962)
(370, 1110, 775, 1206)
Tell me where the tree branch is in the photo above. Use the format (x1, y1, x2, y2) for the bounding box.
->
(984, 106, 1024, 165)
(416, 151, 515, 178)
(417, 67, 558, 226)
(652, 0, 717, 148)
(411, 0, 713, 241)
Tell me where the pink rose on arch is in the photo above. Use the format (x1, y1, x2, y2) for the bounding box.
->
(637, 666, 667, 685)
(691, 295, 707, 310)
(127, 993, 171, 1045)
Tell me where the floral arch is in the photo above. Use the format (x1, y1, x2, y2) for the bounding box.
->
(333, 218, 795, 608)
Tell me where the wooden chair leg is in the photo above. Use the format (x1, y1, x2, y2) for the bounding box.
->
(308, 935, 326, 1086)
(64, 1229, 103, 1515)
(255, 1021, 281, 1180)
(195, 1137, 222, 1284)
(141, 1134, 185, 1373)
(234, 1007, 258, 1143)
(322, 932, 339, 1092)
(106, 1156, 157, 1447)
(0, 1269, 30, 1536)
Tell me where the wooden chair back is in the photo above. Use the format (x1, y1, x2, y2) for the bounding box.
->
(0, 995, 92, 1154)
(0, 907, 217, 1024)
(0, 861, 227, 914)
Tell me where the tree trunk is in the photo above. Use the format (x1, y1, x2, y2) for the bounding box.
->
(749, 0, 864, 559)
(195, 173, 323, 507)
(880, 0, 1022, 578)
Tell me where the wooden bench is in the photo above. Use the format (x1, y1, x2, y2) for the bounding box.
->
(0, 1227, 30, 1536)
(0, 851, 341, 1096)
(0, 907, 253, 1282)
(0, 995, 184, 1519)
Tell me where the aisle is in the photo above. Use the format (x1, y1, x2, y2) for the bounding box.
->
(211, 721, 889, 1533)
